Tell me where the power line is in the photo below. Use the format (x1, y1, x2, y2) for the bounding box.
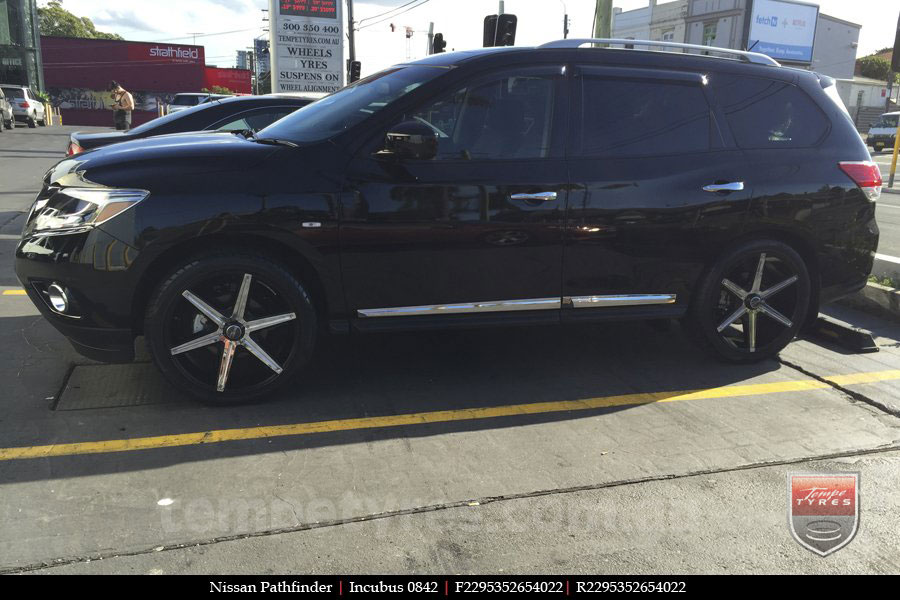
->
(357, 0, 424, 25)
(357, 0, 434, 31)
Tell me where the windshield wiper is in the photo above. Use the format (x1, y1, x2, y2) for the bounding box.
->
(252, 134, 299, 148)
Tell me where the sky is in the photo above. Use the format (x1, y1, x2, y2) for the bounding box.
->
(55, 0, 899, 77)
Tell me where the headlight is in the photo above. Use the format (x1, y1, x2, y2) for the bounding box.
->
(31, 187, 149, 235)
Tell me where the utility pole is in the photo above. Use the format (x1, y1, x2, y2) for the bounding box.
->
(559, 1, 568, 39)
(347, 0, 356, 63)
(593, 0, 612, 39)
(499, 1, 504, 16)
(427, 22, 434, 55)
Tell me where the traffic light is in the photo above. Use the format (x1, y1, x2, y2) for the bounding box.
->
(483, 15, 498, 47)
(432, 33, 447, 54)
(496, 14, 517, 46)
(349, 60, 361, 83)
(483, 14, 517, 47)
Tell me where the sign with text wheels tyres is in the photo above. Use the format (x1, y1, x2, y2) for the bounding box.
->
(269, 0, 344, 94)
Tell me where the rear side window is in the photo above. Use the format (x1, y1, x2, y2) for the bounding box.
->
(712, 76, 828, 148)
(580, 77, 711, 157)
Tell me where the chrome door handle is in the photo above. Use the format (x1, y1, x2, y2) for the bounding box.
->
(702, 182, 745, 193)
(510, 192, 558, 202)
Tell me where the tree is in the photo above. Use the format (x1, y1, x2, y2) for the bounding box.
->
(856, 56, 898, 83)
(201, 86, 235, 95)
(38, 1, 123, 40)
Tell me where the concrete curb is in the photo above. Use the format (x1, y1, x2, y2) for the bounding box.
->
(839, 282, 900, 323)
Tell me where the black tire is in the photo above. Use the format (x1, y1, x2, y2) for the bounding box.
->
(27, 115, 36, 128)
(6, 118, 14, 130)
(686, 239, 810, 363)
(144, 253, 318, 404)
(38, 118, 46, 126)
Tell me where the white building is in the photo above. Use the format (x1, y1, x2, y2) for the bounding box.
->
(612, 0, 860, 81)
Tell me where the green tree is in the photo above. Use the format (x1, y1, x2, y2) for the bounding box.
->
(38, 1, 123, 40)
(857, 56, 897, 83)
(201, 86, 235, 95)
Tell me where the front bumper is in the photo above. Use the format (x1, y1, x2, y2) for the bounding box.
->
(869, 135, 896, 148)
(15, 226, 141, 363)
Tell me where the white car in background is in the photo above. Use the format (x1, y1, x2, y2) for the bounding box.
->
(0, 85, 46, 128)
(166, 92, 231, 114)
(867, 112, 899, 153)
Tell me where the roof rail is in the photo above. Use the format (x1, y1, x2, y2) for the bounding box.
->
(539, 38, 781, 67)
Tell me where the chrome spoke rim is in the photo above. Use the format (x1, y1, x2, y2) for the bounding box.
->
(761, 275, 798, 300)
(759, 303, 793, 328)
(246, 312, 296, 333)
(242, 336, 283, 374)
(177, 272, 296, 393)
(232, 273, 252, 320)
(216, 339, 237, 392)
(716, 251, 800, 354)
(170, 331, 221, 356)
(722, 278, 747, 300)
(717, 305, 748, 332)
(752, 253, 767, 293)
(182, 290, 226, 327)
(747, 310, 758, 353)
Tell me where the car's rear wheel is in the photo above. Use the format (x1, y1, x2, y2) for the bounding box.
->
(687, 239, 810, 363)
(5, 118, 14, 129)
(145, 253, 317, 404)
(27, 114, 36, 128)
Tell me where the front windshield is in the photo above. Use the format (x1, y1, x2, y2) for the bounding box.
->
(258, 65, 448, 143)
(875, 114, 899, 129)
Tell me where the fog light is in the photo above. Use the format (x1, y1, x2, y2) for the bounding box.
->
(47, 283, 69, 313)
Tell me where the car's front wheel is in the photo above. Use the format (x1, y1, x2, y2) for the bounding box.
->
(687, 239, 810, 363)
(145, 253, 318, 404)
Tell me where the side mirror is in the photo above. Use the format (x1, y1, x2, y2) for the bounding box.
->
(384, 120, 438, 160)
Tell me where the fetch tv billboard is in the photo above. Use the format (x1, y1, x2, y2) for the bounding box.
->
(269, 0, 345, 94)
(746, 0, 820, 64)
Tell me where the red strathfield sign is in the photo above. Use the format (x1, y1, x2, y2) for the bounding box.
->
(127, 43, 204, 64)
(788, 473, 859, 556)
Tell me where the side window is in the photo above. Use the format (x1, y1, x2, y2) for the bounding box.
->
(404, 71, 558, 160)
(580, 77, 711, 157)
(712, 76, 828, 148)
(213, 108, 295, 132)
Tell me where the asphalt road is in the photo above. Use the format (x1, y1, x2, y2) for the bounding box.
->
(1, 125, 900, 575)
(873, 149, 900, 275)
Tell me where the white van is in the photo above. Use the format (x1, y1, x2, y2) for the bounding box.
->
(867, 112, 898, 152)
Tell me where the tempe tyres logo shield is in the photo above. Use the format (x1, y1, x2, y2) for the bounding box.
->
(788, 473, 859, 556)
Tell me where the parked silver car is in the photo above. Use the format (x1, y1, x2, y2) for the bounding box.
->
(0, 85, 46, 128)
(0, 87, 14, 130)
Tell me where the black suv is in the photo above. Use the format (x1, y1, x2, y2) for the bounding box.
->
(15, 40, 881, 403)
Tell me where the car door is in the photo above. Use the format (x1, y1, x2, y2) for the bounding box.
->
(562, 65, 753, 320)
(340, 65, 569, 324)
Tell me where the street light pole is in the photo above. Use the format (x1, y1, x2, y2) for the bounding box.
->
(347, 0, 356, 63)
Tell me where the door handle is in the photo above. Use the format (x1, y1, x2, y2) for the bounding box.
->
(702, 182, 745, 193)
(510, 192, 558, 202)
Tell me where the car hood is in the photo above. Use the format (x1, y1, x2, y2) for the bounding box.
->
(49, 132, 282, 186)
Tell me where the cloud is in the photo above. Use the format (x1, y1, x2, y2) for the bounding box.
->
(92, 9, 166, 33)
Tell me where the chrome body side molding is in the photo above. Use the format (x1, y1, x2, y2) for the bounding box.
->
(357, 294, 677, 318)
(358, 298, 561, 318)
(566, 294, 677, 308)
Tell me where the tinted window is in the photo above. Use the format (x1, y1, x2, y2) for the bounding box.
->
(1, 87, 24, 98)
(172, 95, 204, 106)
(259, 65, 447, 143)
(580, 77, 710, 156)
(712, 76, 827, 148)
(213, 108, 296, 132)
(404, 72, 557, 160)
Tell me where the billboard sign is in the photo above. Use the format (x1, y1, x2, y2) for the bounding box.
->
(747, 0, 819, 64)
(269, 0, 344, 94)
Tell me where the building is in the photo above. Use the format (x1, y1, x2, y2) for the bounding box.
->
(0, 0, 43, 89)
(41, 36, 251, 127)
(612, 0, 688, 49)
(613, 0, 860, 80)
(236, 50, 250, 71)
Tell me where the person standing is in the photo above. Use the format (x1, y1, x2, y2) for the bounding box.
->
(108, 81, 134, 131)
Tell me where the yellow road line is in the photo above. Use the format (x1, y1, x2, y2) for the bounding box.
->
(1, 289, 26, 296)
(3, 369, 899, 461)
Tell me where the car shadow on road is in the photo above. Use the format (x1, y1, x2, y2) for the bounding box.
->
(0, 316, 783, 484)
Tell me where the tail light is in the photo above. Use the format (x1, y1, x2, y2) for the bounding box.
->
(66, 141, 83, 156)
(839, 161, 882, 201)
(21, 101, 29, 108)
